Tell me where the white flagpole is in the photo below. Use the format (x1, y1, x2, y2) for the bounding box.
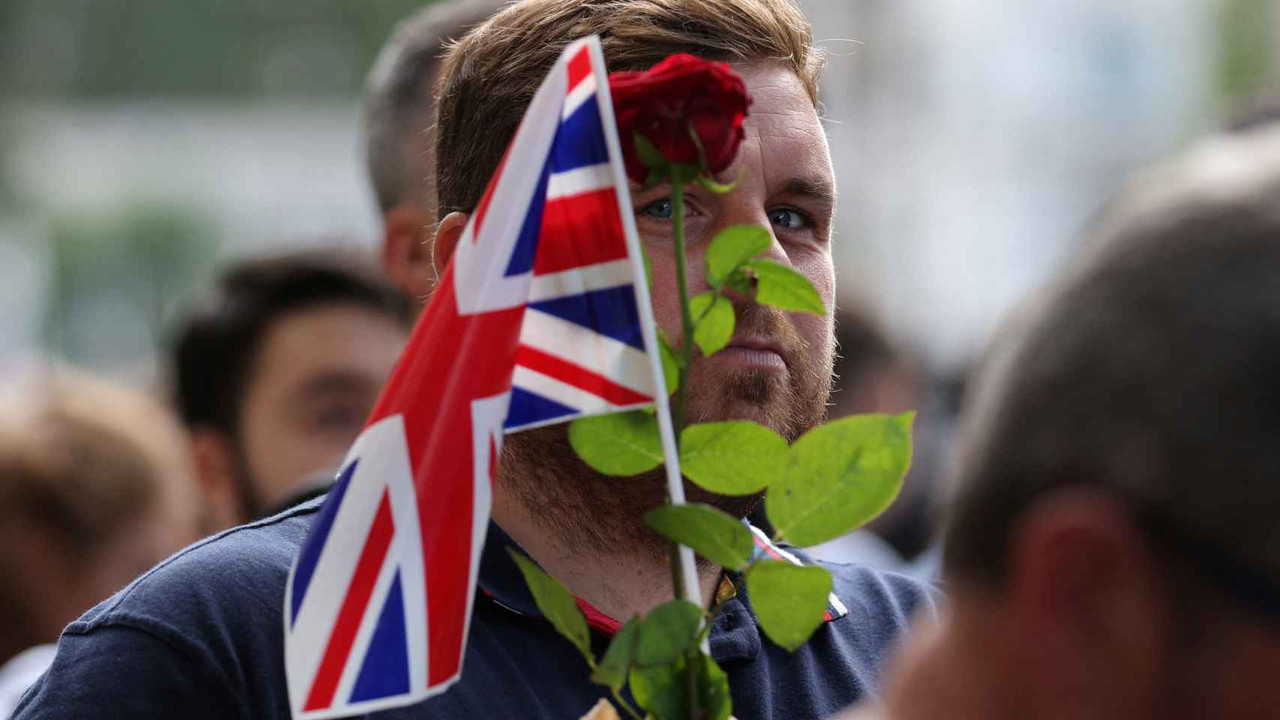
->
(587, 36, 703, 608)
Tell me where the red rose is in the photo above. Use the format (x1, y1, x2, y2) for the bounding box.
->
(609, 54, 752, 183)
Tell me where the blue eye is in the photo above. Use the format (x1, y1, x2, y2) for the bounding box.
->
(641, 199, 674, 220)
(769, 208, 809, 230)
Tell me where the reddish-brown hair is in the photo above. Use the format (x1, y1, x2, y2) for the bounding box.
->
(434, 0, 823, 219)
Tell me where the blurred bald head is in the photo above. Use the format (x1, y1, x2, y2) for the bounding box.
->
(869, 126, 1280, 720)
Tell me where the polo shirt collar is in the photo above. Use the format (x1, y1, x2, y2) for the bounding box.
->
(476, 520, 848, 656)
(476, 522, 543, 617)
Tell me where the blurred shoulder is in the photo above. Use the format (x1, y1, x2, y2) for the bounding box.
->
(72, 498, 322, 637)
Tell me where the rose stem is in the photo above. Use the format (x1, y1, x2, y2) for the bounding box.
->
(667, 167, 703, 719)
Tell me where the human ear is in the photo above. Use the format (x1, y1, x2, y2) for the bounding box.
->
(380, 205, 436, 304)
(432, 211, 471, 276)
(1003, 488, 1173, 717)
(188, 428, 246, 532)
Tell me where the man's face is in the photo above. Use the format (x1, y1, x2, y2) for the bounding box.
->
(236, 303, 407, 514)
(632, 62, 836, 440)
(493, 62, 836, 549)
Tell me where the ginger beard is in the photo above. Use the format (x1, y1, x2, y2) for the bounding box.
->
(499, 300, 834, 557)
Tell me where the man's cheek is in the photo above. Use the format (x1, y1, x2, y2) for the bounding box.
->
(795, 311, 834, 354)
(798, 253, 835, 304)
(642, 244, 685, 340)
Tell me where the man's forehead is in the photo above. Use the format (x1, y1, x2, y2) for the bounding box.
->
(733, 63, 834, 196)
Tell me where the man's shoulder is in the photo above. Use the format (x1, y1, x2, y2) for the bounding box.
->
(821, 560, 940, 626)
(12, 502, 325, 720)
(754, 538, 939, 631)
(73, 499, 321, 639)
(783, 545, 938, 657)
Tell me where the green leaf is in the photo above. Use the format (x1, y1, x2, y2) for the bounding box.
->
(642, 242, 654, 291)
(634, 132, 665, 169)
(629, 661, 683, 720)
(745, 259, 825, 314)
(690, 292, 735, 357)
(635, 600, 703, 667)
(680, 420, 787, 496)
(766, 412, 914, 546)
(694, 170, 743, 195)
(508, 551, 592, 662)
(643, 166, 664, 190)
(697, 649, 733, 720)
(591, 615, 641, 691)
(629, 653, 732, 720)
(568, 411, 664, 476)
(747, 561, 833, 652)
(645, 503, 756, 571)
(706, 225, 771, 290)
(724, 267, 754, 295)
(658, 331, 680, 396)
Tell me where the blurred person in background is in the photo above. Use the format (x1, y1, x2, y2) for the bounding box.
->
(172, 249, 411, 532)
(364, 0, 505, 303)
(840, 124, 1280, 720)
(0, 367, 202, 715)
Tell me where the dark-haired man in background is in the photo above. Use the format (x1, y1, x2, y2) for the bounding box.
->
(173, 250, 411, 531)
(842, 124, 1280, 720)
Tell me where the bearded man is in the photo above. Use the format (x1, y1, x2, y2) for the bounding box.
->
(13, 2, 933, 718)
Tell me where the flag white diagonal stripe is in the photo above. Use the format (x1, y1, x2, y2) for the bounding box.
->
(332, 550, 402, 706)
(378, 417, 428, 691)
(511, 365, 609, 415)
(518, 309, 655, 396)
(562, 73, 597, 119)
(285, 462, 387, 705)
(528, 259, 634, 302)
(546, 163, 614, 200)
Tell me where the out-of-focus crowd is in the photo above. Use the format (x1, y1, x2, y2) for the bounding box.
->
(0, 2, 477, 706)
(4, 0, 1280, 718)
(0, 1, 949, 706)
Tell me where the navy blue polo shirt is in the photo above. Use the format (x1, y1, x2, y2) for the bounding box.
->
(13, 498, 935, 719)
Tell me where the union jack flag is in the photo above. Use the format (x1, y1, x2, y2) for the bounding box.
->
(284, 36, 664, 719)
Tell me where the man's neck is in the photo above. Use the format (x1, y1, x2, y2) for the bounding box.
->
(492, 479, 722, 620)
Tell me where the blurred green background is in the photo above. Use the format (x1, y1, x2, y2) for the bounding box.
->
(0, 0, 1278, 378)
(0, 0, 429, 376)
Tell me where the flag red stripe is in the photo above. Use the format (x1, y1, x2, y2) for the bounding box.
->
(534, 189, 627, 275)
(566, 45, 592, 91)
(304, 492, 396, 711)
(752, 534, 784, 561)
(515, 344, 650, 406)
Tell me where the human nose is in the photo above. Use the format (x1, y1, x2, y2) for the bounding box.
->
(708, 200, 789, 305)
